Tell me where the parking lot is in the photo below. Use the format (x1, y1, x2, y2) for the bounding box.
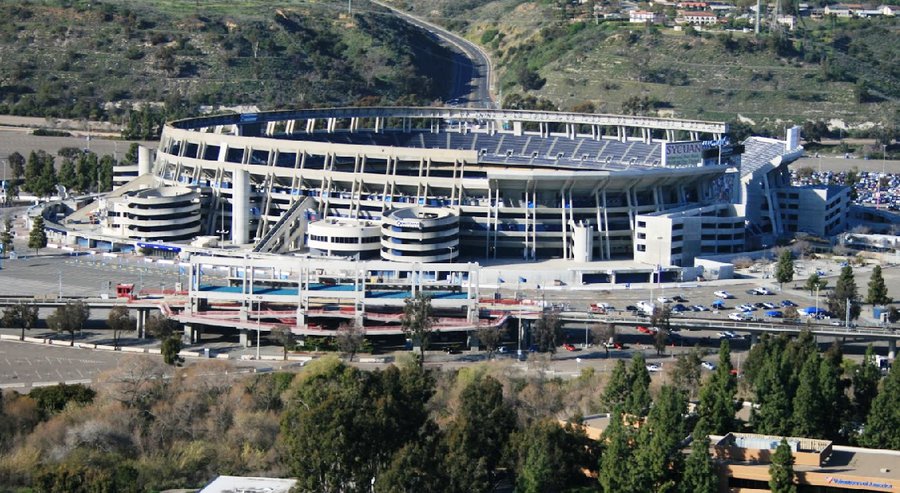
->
(0, 340, 135, 389)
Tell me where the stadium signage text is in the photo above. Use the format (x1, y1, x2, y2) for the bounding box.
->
(662, 141, 704, 166)
(825, 477, 893, 489)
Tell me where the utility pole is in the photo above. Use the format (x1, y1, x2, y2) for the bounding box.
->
(755, 0, 761, 34)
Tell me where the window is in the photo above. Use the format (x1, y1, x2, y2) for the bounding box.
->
(636, 244, 647, 252)
(672, 235, 683, 242)
(637, 232, 646, 239)
(637, 221, 647, 228)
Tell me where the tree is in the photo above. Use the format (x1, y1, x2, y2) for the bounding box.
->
(47, 301, 90, 346)
(335, 322, 365, 362)
(516, 420, 589, 493)
(672, 347, 703, 399)
(681, 418, 718, 493)
(1, 301, 39, 340)
(144, 314, 179, 339)
(601, 359, 631, 412)
(475, 325, 503, 359)
(802, 120, 829, 143)
(401, 292, 434, 368)
(818, 344, 848, 441)
(28, 216, 47, 254)
(532, 310, 563, 354)
(269, 324, 296, 360)
(804, 273, 827, 295)
(852, 345, 881, 421)
(634, 385, 687, 492)
(444, 375, 517, 493)
(106, 305, 135, 349)
(599, 408, 638, 493)
(377, 424, 447, 493)
(161, 336, 182, 366)
(768, 438, 797, 493)
(697, 339, 737, 435)
(774, 249, 794, 290)
(828, 265, 860, 321)
(650, 305, 672, 356)
(791, 352, 823, 438)
(57, 159, 77, 191)
(625, 352, 652, 417)
(1, 215, 13, 255)
(865, 265, 891, 305)
(859, 363, 900, 450)
(8, 152, 25, 182)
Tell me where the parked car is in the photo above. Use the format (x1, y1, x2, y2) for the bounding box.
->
(762, 302, 777, 309)
(752, 287, 773, 295)
(637, 325, 653, 334)
(497, 346, 509, 354)
(701, 361, 716, 371)
(445, 346, 463, 354)
(781, 300, 798, 307)
(717, 331, 737, 338)
(672, 295, 688, 303)
(738, 304, 756, 312)
(672, 304, 687, 313)
(714, 290, 734, 299)
(604, 341, 624, 349)
(693, 304, 710, 312)
(765, 310, 783, 318)
(729, 312, 751, 321)
(646, 363, 662, 372)
(564, 343, 577, 351)
(657, 296, 672, 304)
(625, 305, 639, 312)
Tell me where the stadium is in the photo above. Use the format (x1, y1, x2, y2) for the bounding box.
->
(150, 106, 747, 266)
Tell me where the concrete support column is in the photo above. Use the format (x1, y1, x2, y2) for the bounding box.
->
(750, 332, 759, 346)
(239, 329, 250, 347)
(138, 146, 152, 176)
(232, 169, 250, 245)
(135, 308, 146, 339)
(375, 117, 382, 133)
(889, 339, 896, 360)
(265, 121, 276, 136)
(513, 121, 523, 136)
(618, 126, 627, 142)
(327, 118, 336, 133)
(350, 117, 358, 132)
(690, 131, 699, 140)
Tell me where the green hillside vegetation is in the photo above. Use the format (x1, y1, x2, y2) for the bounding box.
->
(0, 0, 454, 135)
(388, 0, 898, 135)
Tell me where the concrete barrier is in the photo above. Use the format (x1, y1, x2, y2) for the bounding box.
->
(358, 356, 394, 364)
(64, 379, 92, 385)
(76, 343, 96, 349)
(121, 347, 145, 353)
(260, 355, 283, 361)
(0, 334, 20, 341)
(287, 355, 314, 362)
(23, 336, 45, 344)
(32, 381, 61, 388)
(215, 353, 231, 360)
(0, 383, 26, 389)
(178, 351, 202, 358)
(95, 344, 117, 351)
(147, 348, 161, 355)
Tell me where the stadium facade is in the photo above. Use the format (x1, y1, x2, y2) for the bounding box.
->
(152, 106, 754, 266)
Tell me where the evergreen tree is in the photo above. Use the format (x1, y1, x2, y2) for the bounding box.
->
(57, 159, 77, 191)
(769, 438, 797, 493)
(601, 359, 631, 412)
(0, 215, 13, 255)
(98, 154, 116, 192)
(828, 265, 860, 321)
(444, 375, 517, 493)
(860, 363, 900, 450)
(698, 339, 737, 434)
(818, 344, 848, 441)
(532, 310, 563, 354)
(46, 301, 90, 346)
(865, 265, 891, 305)
(791, 352, 823, 438)
(28, 216, 47, 254)
(598, 408, 638, 493)
(377, 424, 447, 493)
(1, 301, 39, 341)
(774, 249, 794, 290)
(635, 385, 687, 492)
(671, 347, 702, 400)
(852, 345, 881, 421)
(8, 151, 25, 182)
(625, 352, 652, 417)
(680, 418, 718, 493)
(804, 273, 827, 296)
(515, 420, 588, 493)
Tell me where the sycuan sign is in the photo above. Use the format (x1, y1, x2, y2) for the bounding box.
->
(825, 476, 894, 490)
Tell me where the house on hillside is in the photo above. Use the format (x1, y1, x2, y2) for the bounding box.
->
(881, 4, 899, 15)
(676, 10, 719, 24)
(776, 14, 797, 29)
(676, 1, 709, 9)
(823, 3, 864, 16)
(629, 10, 666, 23)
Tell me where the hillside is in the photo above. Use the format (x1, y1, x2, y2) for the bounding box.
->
(387, 0, 899, 133)
(0, 0, 454, 128)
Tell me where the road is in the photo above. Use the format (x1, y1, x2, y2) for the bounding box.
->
(371, 0, 494, 107)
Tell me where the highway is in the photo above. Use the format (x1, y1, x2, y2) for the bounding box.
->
(371, 0, 494, 107)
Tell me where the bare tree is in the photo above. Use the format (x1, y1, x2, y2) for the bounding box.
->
(401, 292, 434, 368)
(476, 324, 505, 359)
(106, 305, 136, 349)
(335, 322, 366, 362)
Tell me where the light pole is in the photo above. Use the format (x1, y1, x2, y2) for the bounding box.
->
(58, 269, 62, 299)
(256, 298, 261, 361)
(814, 283, 820, 320)
(216, 195, 229, 245)
(657, 236, 664, 300)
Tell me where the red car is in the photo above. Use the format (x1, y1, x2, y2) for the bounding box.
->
(637, 325, 651, 334)
(564, 343, 577, 351)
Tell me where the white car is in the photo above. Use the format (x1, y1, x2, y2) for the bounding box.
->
(729, 312, 751, 321)
(714, 290, 734, 299)
(693, 304, 710, 312)
(646, 363, 662, 372)
(738, 304, 756, 312)
(762, 302, 777, 309)
(717, 331, 738, 338)
(753, 287, 773, 295)
(657, 297, 672, 304)
(701, 361, 716, 371)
